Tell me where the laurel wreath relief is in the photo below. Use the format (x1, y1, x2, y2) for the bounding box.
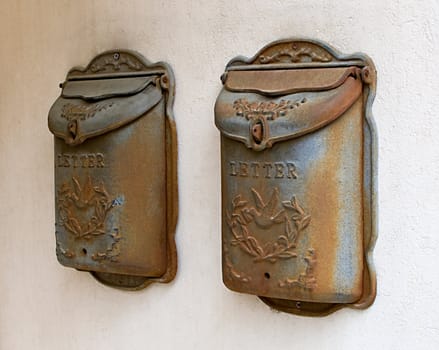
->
(58, 176, 114, 239)
(57, 176, 122, 262)
(226, 187, 311, 263)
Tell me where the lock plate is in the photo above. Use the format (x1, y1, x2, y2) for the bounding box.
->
(215, 39, 377, 316)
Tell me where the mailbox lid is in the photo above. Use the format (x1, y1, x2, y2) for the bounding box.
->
(48, 76, 163, 146)
(215, 67, 363, 151)
(61, 76, 155, 100)
(223, 67, 359, 95)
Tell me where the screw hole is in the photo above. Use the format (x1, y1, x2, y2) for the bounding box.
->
(113, 52, 120, 60)
(296, 301, 301, 309)
(82, 248, 87, 255)
(264, 272, 270, 279)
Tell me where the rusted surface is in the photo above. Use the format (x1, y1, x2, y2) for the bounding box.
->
(48, 50, 178, 290)
(215, 39, 377, 316)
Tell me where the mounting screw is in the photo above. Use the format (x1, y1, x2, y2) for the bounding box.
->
(160, 74, 169, 89)
(361, 66, 373, 84)
(220, 72, 228, 84)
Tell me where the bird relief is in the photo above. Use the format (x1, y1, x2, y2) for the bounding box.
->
(226, 187, 312, 263)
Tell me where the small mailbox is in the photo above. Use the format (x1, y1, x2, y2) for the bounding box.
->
(48, 50, 178, 290)
(215, 39, 377, 316)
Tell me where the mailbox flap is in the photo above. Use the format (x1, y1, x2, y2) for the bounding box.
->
(224, 67, 358, 96)
(62, 76, 155, 101)
(48, 79, 163, 146)
(215, 70, 363, 151)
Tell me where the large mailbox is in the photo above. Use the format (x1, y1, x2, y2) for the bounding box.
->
(48, 50, 178, 290)
(215, 39, 377, 316)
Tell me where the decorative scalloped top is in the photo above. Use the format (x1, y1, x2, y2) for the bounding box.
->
(224, 39, 375, 71)
(68, 51, 150, 77)
(257, 41, 333, 64)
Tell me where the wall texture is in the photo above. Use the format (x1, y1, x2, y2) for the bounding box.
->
(1, 1, 438, 349)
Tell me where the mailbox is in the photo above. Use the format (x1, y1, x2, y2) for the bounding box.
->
(48, 50, 178, 290)
(215, 39, 377, 316)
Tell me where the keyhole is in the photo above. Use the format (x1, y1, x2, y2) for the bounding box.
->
(68, 121, 77, 138)
(252, 121, 263, 144)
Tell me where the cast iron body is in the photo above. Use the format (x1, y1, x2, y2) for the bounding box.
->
(215, 39, 377, 316)
(48, 50, 178, 290)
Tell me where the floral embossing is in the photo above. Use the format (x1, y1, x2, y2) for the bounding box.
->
(91, 229, 122, 263)
(89, 54, 143, 73)
(61, 102, 114, 121)
(258, 43, 332, 64)
(279, 249, 317, 290)
(233, 98, 306, 121)
(56, 242, 75, 259)
(223, 244, 252, 283)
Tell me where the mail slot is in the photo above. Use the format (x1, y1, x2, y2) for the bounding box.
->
(48, 50, 178, 290)
(215, 39, 377, 316)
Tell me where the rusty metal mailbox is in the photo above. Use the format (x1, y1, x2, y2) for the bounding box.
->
(215, 39, 377, 316)
(48, 50, 178, 290)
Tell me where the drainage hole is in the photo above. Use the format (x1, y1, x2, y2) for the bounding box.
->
(264, 272, 270, 279)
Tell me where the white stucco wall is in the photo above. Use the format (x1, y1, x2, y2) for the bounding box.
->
(1, 0, 438, 349)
